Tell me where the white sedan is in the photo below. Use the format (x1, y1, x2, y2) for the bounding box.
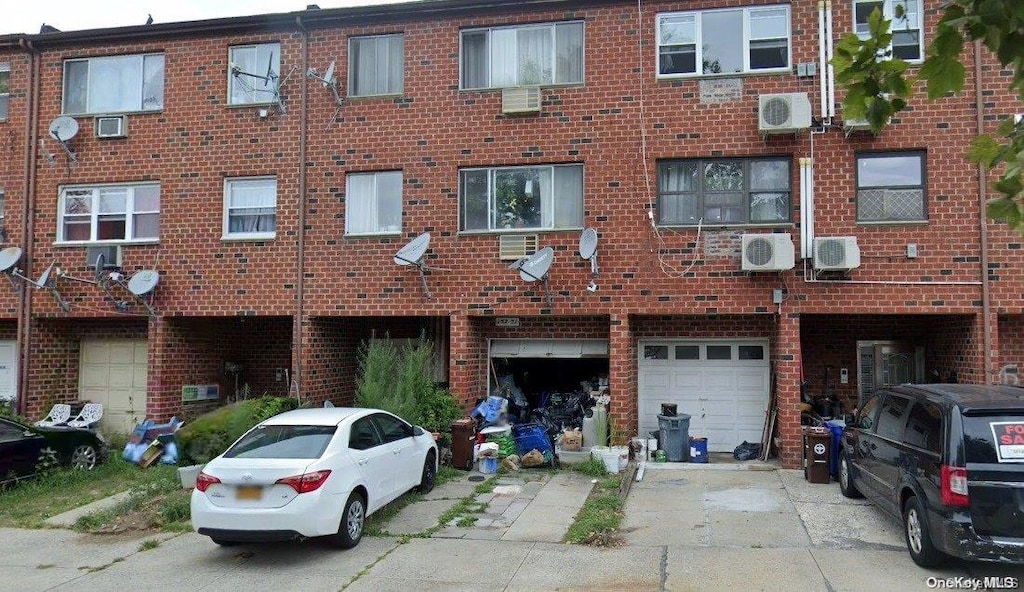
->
(191, 407, 438, 549)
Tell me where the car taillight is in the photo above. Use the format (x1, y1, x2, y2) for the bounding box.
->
(195, 471, 221, 493)
(276, 470, 332, 494)
(941, 465, 970, 507)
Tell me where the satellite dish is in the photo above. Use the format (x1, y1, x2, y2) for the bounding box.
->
(507, 257, 526, 271)
(128, 269, 160, 296)
(394, 232, 430, 266)
(519, 247, 554, 283)
(0, 247, 22, 273)
(322, 61, 336, 87)
(579, 228, 598, 260)
(93, 253, 106, 282)
(48, 116, 79, 141)
(36, 262, 55, 288)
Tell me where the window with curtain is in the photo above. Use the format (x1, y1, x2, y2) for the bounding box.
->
(346, 171, 403, 235)
(657, 6, 790, 77)
(224, 177, 277, 239)
(459, 164, 583, 231)
(228, 43, 280, 105)
(460, 21, 583, 89)
(658, 157, 791, 226)
(57, 183, 160, 243)
(854, 0, 922, 61)
(856, 151, 926, 222)
(0, 63, 9, 120)
(62, 54, 164, 115)
(349, 34, 404, 97)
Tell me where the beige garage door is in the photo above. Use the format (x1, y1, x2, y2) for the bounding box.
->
(80, 339, 148, 433)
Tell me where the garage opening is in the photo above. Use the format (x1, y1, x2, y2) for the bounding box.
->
(488, 339, 609, 429)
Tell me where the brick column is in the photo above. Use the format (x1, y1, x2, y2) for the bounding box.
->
(146, 316, 184, 422)
(608, 313, 635, 443)
(773, 311, 802, 469)
(448, 312, 477, 409)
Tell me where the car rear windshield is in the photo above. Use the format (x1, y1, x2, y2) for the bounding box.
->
(224, 425, 337, 459)
(963, 414, 1024, 464)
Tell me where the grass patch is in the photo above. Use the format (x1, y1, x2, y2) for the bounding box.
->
(364, 491, 424, 537)
(0, 455, 180, 529)
(139, 539, 161, 552)
(436, 466, 462, 487)
(566, 456, 609, 478)
(72, 466, 191, 534)
(564, 473, 624, 547)
(472, 476, 497, 495)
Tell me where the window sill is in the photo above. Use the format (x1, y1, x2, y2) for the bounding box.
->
(856, 220, 928, 227)
(54, 240, 159, 247)
(458, 83, 584, 93)
(458, 227, 584, 236)
(61, 109, 163, 117)
(226, 102, 278, 110)
(346, 93, 405, 101)
(657, 223, 795, 230)
(221, 234, 276, 242)
(656, 68, 791, 82)
(345, 231, 402, 238)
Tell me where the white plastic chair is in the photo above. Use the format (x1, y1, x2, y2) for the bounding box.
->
(35, 404, 72, 427)
(66, 403, 103, 429)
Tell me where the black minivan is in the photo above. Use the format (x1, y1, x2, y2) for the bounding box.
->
(840, 384, 1024, 566)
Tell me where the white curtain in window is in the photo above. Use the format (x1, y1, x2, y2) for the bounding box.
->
(346, 174, 377, 234)
(554, 22, 583, 84)
(229, 179, 276, 233)
(461, 32, 488, 89)
(89, 55, 141, 113)
(517, 27, 552, 85)
(142, 55, 164, 109)
(375, 171, 403, 232)
(553, 166, 583, 228)
(490, 29, 517, 87)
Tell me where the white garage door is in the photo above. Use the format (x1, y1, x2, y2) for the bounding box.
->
(0, 340, 17, 402)
(80, 339, 148, 433)
(638, 340, 769, 453)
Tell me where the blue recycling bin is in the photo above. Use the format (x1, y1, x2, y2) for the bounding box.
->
(824, 419, 845, 476)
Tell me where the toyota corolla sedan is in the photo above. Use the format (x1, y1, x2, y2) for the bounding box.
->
(191, 407, 437, 549)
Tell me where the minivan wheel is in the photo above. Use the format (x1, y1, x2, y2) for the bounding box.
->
(839, 455, 862, 499)
(903, 496, 945, 567)
(328, 492, 365, 549)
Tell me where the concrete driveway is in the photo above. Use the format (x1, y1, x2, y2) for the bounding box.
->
(4, 465, 1023, 591)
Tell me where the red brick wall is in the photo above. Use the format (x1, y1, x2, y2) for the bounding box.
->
(0, 48, 29, 318)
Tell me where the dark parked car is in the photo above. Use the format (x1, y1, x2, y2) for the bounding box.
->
(0, 416, 108, 484)
(840, 384, 1024, 566)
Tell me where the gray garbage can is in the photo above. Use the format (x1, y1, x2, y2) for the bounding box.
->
(658, 413, 691, 462)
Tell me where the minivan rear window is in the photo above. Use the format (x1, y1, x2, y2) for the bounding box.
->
(963, 415, 1024, 464)
(225, 425, 337, 459)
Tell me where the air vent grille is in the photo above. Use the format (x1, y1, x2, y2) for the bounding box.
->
(499, 234, 538, 260)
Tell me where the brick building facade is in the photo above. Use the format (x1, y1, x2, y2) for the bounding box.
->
(0, 0, 1019, 468)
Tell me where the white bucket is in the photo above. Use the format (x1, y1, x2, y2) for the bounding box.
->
(611, 446, 629, 471)
(178, 464, 204, 489)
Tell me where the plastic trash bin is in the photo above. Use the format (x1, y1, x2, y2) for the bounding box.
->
(658, 413, 691, 462)
(450, 418, 476, 471)
(802, 426, 831, 484)
(689, 437, 708, 463)
(824, 419, 845, 476)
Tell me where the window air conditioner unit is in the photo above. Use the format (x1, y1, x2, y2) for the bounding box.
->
(843, 115, 889, 135)
(95, 115, 127, 138)
(85, 245, 122, 269)
(758, 93, 812, 134)
(813, 237, 861, 271)
(741, 234, 795, 272)
(499, 234, 538, 260)
(501, 87, 541, 115)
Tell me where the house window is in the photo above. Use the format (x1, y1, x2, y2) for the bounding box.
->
(657, 6, 790, 77)
(57, 183, 160, 243)
(224, 177, 277, 239)
(0, 63, 8, 121)
(229, 43, 280, 105)
(0, 188, 5, 219)
(349, 34, 404, 97)
(459, 164, 583, 232)
(62, 54, 164, 115)
(856, 151, 926, 222)
(346, 171, 403, 235)
(460, 21, 584, 90)
(855, 0, 922, 61)
(658, 158, 791, 226)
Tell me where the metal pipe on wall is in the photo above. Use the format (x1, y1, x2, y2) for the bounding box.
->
(16, 40, 38, 416)
(294, 17, 309, 400)
(825, 0, 836, 119)
(818, 1, 828, 120)
(975, 40, 992, 382)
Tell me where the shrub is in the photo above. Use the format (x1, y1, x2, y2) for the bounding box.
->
(176, 396, 298, 465)
(356, 337, 417, 422)
(416, 385, 464, 435)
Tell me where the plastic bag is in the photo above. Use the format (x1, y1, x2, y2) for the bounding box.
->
(733, 441, 761, 461)
(521, 449, 545, 468)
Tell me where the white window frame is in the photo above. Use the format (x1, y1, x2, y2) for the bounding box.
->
(61, 54, 165, 115)
(459, 21, 585, 90)
(345, 171, 403, 236)
(656, 5, 792, 79)
(223, 176, 277, 241)
(228, 43, 281, 106)
(458, 164, 584, 233)
(0, 187, 5, 220)
(348, 34, 405, 97)
(56, 182, 160, 245)
(0, 63, 9, 121)
(853, 0, 924, 63)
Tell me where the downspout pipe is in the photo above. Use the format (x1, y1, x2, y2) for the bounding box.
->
(818, 1, 827, 120)
(975, 40, 992, 382)
(825, 0, 836, 119)
(293, 17, 309, 400)
(17, 39, 38, 416)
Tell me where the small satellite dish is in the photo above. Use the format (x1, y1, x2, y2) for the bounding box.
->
(48, 116, 79, 141)
(128, 269, 160, 296)
(0, 247, 22, 274)
(507, 257, 526, 271)
(579, 228, 598, 260)
(394, 232, 430, 266)
(36, 262, 55, 288)
(519, 247, 554, 283)
(322, 61, 336, 87)
(93, 253, 106, 282)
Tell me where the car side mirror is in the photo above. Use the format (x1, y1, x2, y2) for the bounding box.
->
(412, 426, 425, 437)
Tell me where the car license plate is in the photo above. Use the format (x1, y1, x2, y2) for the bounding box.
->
(236, 485, 262, 501)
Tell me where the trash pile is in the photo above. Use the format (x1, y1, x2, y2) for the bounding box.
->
(122, 416, 184, 468)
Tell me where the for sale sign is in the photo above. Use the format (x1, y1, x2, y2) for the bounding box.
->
(990, 422, 1024, 463)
